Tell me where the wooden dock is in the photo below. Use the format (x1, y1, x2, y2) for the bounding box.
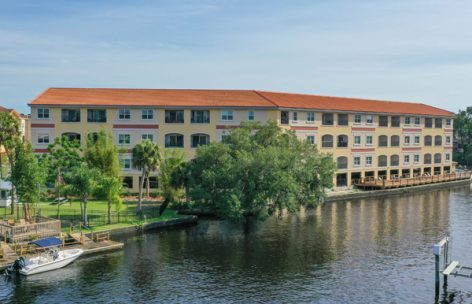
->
(355, 172, 471, 190)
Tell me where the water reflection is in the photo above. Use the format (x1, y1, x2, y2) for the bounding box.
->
(1, 186, 472, 303)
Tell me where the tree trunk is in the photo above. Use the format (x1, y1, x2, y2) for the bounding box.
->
(79, 201, 84, 226)
(159, 198, 169, 216)
(23, 202, 30, 221)
(107, 199, 112, 225)
(83, 199, 88, 227)
(146, 175, 150, 198)
(10, 185, 15, 216)
(0, 151, 3, 179)
(137, 168, 145, 218)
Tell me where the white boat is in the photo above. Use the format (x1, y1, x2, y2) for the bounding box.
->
(17, 248, 83, 276)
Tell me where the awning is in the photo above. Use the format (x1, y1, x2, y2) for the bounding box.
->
(30, 237, 62, 247)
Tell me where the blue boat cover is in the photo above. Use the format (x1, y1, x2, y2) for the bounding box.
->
(30, 237, 62, 247)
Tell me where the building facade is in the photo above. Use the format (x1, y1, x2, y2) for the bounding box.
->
(28, 88, 455, 191)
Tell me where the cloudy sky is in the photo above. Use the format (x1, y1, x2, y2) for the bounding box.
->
(1, 0, 471, 114)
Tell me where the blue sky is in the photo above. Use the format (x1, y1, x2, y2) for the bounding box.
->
(1, 0, 471, 114)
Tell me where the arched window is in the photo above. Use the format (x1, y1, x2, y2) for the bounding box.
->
(337, 156, 348, 169)
(191, 134, 210, 148)
(390, 135, 400, 147)
(390, 154, 399, 166)
(378, 155, 387, 167)
(322, 135, 333, 148)
(434, 153, 442, 164)
(165, 133, 184, 148)
(378, 135, 388, 147)
(337, 134, 348, 147)
(62, 132, 81, 142)
(424, 153, 432, 164)
(434, 135, 442, 146)
(424, 135, 432, 146)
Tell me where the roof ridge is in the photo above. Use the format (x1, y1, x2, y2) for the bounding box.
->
(253, 90, 278, 107)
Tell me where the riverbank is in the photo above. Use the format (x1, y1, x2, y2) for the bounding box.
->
(326, 178, 471, 202)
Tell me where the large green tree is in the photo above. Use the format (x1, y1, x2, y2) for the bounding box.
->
(186, 122, 335, 223)
(132, 140, 160, 217)
(158, 148, 186, 215)
(0, 111, 21, 215)
(10, 141, 47, 220)
(454, 107, 472, 167)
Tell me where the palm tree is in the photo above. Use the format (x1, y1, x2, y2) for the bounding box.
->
(132, 140, 160, 217)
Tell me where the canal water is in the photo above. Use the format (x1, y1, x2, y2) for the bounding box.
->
(2, 185, 472, 303)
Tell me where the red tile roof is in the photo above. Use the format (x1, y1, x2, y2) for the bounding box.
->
(29, 88, 455, 117)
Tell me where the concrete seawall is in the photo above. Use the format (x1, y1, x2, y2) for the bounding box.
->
(326, 179, 471, 202)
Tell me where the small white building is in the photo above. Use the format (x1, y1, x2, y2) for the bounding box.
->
(0, 180, 12, 207)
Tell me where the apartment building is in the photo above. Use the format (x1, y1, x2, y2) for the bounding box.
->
(28, 88, 454, 191)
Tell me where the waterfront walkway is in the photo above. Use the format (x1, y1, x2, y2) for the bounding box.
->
(355, 172, 471, 190)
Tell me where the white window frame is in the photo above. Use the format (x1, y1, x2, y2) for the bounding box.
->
(292, 112, 298, 123)
(404, 155, 410, 165)
(118, 109, 131, 120)
(37, 108, 50, 119)
(306, 112, 315, 123)
(248, 110, 255, 121)
(365, 156, 373, 166)
(354, 135, 361, 146)
(445, 153, 451, 162)
(118, 133, 131, 145)
(404, 135, 410, 145)
(306, 135, 315, 144)
(414, 135, 420, 145)
(221, 110, 234, 121)
(354, 114, 362, 124)
(366, 135, 373, 146)
(37, 133, 50, 144)
(446, 119, 452, 127)
(353, 156, 361, 167)
(446, 136, 451, 145)
(404, 116, 410, 125)
(141, 109, 154, 120)
(141, 134, 154, 142)
(414, 154, 420, 164)
(366, 115, 373, 124)
(122, 158, 131, 170)
(414, 116, 421, 126)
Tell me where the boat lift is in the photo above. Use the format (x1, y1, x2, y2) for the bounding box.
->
(433, 237, 472, 297)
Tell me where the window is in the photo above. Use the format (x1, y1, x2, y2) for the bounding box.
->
(121, 159, 131, 170)
(391, 135, 400, 147)
(306, 135, 315, 144)
(404, 136, 410, 145)
(141, 134, 154, 142)
(434, 135, 442, 146)
(62, 132, 81, 142)
(354, 114, 362, 124)
(123, 177, 133, 188)
(404, 116, 410, 125)
(248, 111, 255, 121)
(435, 118, 443, 128)
(118, 134, 131, 145)
(87, 109, 107, 122)
(446, 153, 450, 161)
(414, 117, 421, 125)
(61, 109, 81, 122)
(141, 109, 154, 120)
(139, 176, 158, 189)
(424, 135, 432, 146)
(354, 135, 361, 146)
(379, 116, 388, 127)
(165, 110, 184, 123)
(221, 110, 234, 121)
(281, 111, 289, 124)
(390, 155, 399, 166)
(221, 133, 231, 143)
(446, 119, 452, 127)
(191, 134, 210, 148)
(391, 116, 400, 127)
(366, 115, 373, 124)
(446, 136, 451, 145)
(322, 113, 334, 125)
(337, 135, 348, 147)
(365, 156, 372, 166)
(165, 134, 184, 148)
(336, 156, 348, 169)
(424, 153, 432, 164)
(404, 155, 410, 164)
(366, 135, 373, 145)
(307, 112, 315, 123)
(38, 134, 49, 144)
(414, 136, 420, 145)
(378, 155, 387, 167)
(37, 108, 50, 119)
(425, 118, 433, 128)
(321, 135, 333, 148)
(414, 154, 420, 164)
(192, 110, 210, 123)
(378, 135, 388, 147)
(434, 153, 442, 164)
(292, 112, 298, 122)
(338, 114, 348, 126)
(353, 156, 361, 166)
(118, 109, 131, 120)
